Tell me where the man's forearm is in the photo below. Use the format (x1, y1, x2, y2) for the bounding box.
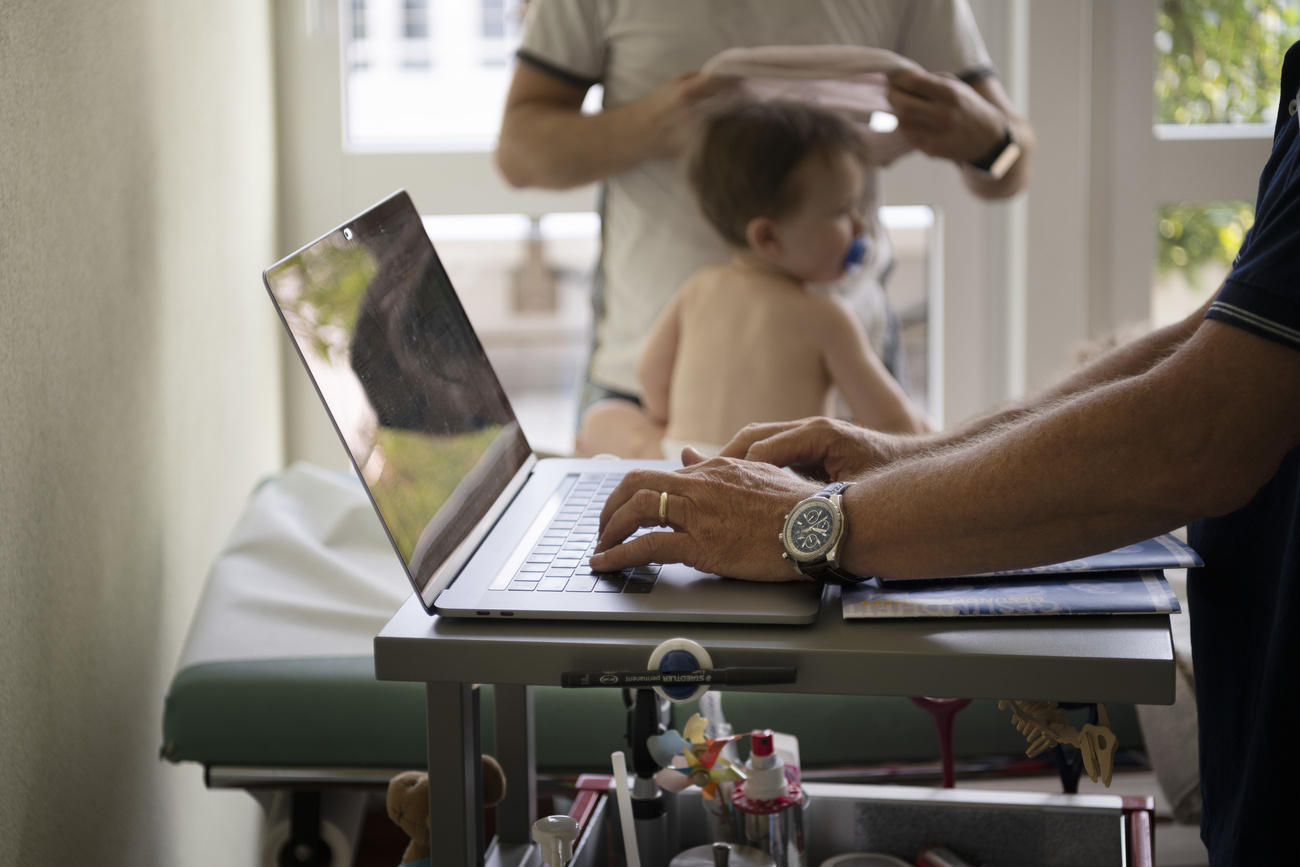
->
(496, 101, 661, 189)
(839, 315, 1297, 580)
(841, 372, 1204, 578)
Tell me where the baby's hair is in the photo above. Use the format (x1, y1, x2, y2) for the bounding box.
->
(686, 99, 869, 247)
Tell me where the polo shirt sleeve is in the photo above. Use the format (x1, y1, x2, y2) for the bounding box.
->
(896, 0, 995, 82)
(516, 0, 607, 89)
(1207, 117, 1300, 353)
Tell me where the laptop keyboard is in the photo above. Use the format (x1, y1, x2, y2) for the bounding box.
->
(507, 472, 662, 594)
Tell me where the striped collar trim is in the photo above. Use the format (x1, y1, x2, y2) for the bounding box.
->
(1209, 300, 1300, 347)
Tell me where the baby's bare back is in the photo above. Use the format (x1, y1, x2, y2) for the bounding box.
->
(667, 266, 836, 447)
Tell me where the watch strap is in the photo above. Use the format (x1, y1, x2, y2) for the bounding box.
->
(813, 480, 854, 500)
(968, 127, 1020, 179)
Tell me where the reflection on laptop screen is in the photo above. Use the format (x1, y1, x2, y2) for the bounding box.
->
(263, 192, 531, 598)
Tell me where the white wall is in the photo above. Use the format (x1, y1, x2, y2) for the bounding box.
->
(0, 1, 281, 863)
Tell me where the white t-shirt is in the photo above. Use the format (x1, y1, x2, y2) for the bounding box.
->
(518, 0, 993, 395)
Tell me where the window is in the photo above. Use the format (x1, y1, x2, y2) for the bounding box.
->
(1153, 201, 1254, 326)
(398, 0, 430, 70)
(1146, 0, 1295, 326)
(402, 0, 428, 39)
(480, 0, 518, 65)
(1155, 0, 1299, 126)
(348, 0, 369, 70)
(343, 0, 525, 149)
(481, 0, 505, 40)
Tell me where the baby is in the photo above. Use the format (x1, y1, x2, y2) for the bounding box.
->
(576, 99, 929, 459)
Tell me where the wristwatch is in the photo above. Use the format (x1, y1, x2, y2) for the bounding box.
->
(779, 481, 859, 582)
(967, 126, 1021, 180)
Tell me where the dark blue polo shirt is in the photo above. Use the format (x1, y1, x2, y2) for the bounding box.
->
(1187, 40, 1300, 864)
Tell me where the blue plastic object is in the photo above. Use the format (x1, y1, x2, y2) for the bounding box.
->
(843, 235, 869, 271)
(658, 648, 705, 701)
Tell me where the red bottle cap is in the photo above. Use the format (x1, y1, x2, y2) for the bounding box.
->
(750, 729, 775, 758)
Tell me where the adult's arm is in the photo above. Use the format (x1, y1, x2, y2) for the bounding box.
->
(592, 308, 1300, 580)
(494, 62, 728, 190)
(887, 69, 1035, 199)
(834, 315, 1300, 578)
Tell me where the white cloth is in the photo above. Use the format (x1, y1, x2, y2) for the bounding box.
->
(518, 0, 993, 395)
(176, 462, 408, 669)
(701, 44, 925, 166)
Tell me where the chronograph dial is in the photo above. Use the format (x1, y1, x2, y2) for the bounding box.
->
(778, 481, 857, 580)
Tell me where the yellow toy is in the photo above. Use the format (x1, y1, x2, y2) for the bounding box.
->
(647, 712, 748, 799)
(998, 699, 1118, 786)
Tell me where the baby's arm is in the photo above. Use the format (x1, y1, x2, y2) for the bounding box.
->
(636, 288, 685, 424)
(820, 296, 930, 433)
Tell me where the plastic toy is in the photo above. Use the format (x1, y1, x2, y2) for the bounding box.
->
(532, 814, 580, 867)
(998, 699, 1117, 786)
(386, 756, 507, 864)
(647, 712, 748, 799)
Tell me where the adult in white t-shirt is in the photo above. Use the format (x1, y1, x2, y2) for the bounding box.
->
(495, 0, 1035, 404)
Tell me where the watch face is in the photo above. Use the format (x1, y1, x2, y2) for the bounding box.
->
(783, 499, 838, 562)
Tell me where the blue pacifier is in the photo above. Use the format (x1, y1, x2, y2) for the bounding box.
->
(843, 235, 869, 272)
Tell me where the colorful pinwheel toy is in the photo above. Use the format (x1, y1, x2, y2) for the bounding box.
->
(645, 713, 747, 799)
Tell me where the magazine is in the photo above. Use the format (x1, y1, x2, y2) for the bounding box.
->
(842, 570, 1180, 619)
(841, 534, 1197, 620)
(943, 533, 1200, 580)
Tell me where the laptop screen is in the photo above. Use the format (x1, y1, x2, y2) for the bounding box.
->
(263, 191, 532, 600)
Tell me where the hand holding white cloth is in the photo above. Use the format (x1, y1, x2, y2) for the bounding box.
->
(701, 44, 925, 165)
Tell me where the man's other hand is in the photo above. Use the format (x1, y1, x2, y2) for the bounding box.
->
(719, 416, 909, 481)
(886, 68, 1006, 164)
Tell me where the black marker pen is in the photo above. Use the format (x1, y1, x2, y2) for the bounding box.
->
(560, 666, 796, 688)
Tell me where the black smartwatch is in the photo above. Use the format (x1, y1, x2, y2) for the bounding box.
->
(967, 126, 1021, 180)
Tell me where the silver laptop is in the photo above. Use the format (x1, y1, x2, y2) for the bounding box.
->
(262, 190, 824, 624)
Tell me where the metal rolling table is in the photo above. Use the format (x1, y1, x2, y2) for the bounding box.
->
(373, 587, 1174, 866)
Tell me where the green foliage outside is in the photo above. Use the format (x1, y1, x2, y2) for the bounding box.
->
(1156, 203, 1253, 278)
(1154, 0, 1298, 282)
(372, 425, 503, 560)
(1155, 0, 1298, 125)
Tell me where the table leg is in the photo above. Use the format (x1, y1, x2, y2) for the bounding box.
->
(493, 683, 537, 844)
(427, 681, 483, 866)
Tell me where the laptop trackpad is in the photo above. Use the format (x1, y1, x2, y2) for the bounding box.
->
(650, 563, 825, 624)
(461, 561, 825, 625)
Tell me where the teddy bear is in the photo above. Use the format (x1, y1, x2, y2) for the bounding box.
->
(387, 755, 507, 864)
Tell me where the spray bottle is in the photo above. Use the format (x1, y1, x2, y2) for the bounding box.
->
(730, 730, 805, 867)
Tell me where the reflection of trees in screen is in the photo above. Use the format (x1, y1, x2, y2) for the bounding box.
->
(369, 425, 503, 561)
(279, 240, 380, 365)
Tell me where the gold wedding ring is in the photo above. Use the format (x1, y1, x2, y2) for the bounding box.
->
(658, 491, 669, 527)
